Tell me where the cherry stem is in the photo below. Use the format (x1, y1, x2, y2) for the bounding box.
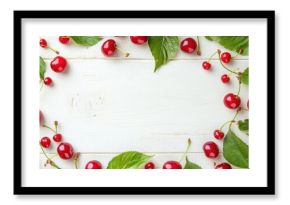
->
(42, 124, 57, 134)
(54, 121, 58, 133)
(50, 154, 58, 159)
(220, 107, 242, 131)
(40, 146, 61, 169)
(47, 46, 60, 55)
(116, 46, 130, 57)
(229, 108, 241, 129)
(196, 36, 201, 56)
(179, 138, 192, 163)
(74, 161, 78, 169)
(217, 50, 239, 75)
(236, 80, 241, 96)
(220, 120, 235, 131)
(241, 107, 248, 112)
(73, 153, 80, 169)
(207, 51, 218, 63)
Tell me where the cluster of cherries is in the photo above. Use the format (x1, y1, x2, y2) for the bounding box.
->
(204, 59, 240, 169)
(202, 49, 249, 169)
(39, 37, 70, 87)
(101, 36, 148, 57)
(39, 111, 102, 169)
(143, 36, 235, 169)
(39, 36, 150, 87)
(202, 49, 243, 110)
(178, 38, 250, 169)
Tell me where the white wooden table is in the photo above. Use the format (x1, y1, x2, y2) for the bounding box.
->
(40, 36, 248, 169)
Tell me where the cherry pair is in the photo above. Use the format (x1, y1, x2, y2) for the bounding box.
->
(202, 52, 232, 84)
(102, 36, 149, 57)
(202, 51, 232, 66)
(40, 138, 73, 160)
(40, 137, 102, 168)
(40, 48, 68, 87)
(144, 161, 182, 169)
(41, 56, 68, 87)
(203, 142, 232, 169)
(40, 133, 62, 147)
(145, 160, 232, 169)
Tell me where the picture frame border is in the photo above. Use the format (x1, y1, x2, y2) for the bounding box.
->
(13, 10, 275, 195)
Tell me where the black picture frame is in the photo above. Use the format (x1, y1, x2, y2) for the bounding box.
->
(14, 10, 275, 195)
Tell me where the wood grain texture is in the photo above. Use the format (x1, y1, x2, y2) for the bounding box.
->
(40, 36, 249, 168)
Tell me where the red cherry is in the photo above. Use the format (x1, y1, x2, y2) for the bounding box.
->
(101, 39, 117, 56)
(215, 162, 232, 169)
(57, 142, 74, 160)
(130, 36, 148, 45)
(202, 61, 211, 70)
(59, 36, 70, 44)
(39, 111, 43, 126)
(39, 39, 47, 48)
(144, 162, 155, 169)
(220, 52, 232, 63)
(203, 141, 219, 158)
(213, 130, 225, 140)
(180, 38, 197, 53)
(223, 93, 241, 109)
(221, 74, 230, 83)
(40, 137, 51, 148)
(85, 160, 102, 169)
(43, 77, 53, 86)
(50, 56, 67, 73)
(53, 133, 62, 142)
(39, 39, 59, 54)
(163, 161, 182, 169)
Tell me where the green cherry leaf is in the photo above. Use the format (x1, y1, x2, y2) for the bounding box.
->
(107, 151, 153, 169)
(223, 129, 249, 168)
(70, 36, 102, 46)
(238, 119, 249, 135)
(184, 156, 202, 169)
(39, 56, 46, 79)
(240, 67, 249, 85)
(148, 36, 179, 72)
(205, 36, 249, 55)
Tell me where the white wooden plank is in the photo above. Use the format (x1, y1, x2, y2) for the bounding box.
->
(39, 36, 248, 60)
(40, 59, 248, 153)
(40, 153, 238, 169)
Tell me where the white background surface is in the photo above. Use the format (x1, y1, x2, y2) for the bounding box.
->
(0, 0, 286, 204)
